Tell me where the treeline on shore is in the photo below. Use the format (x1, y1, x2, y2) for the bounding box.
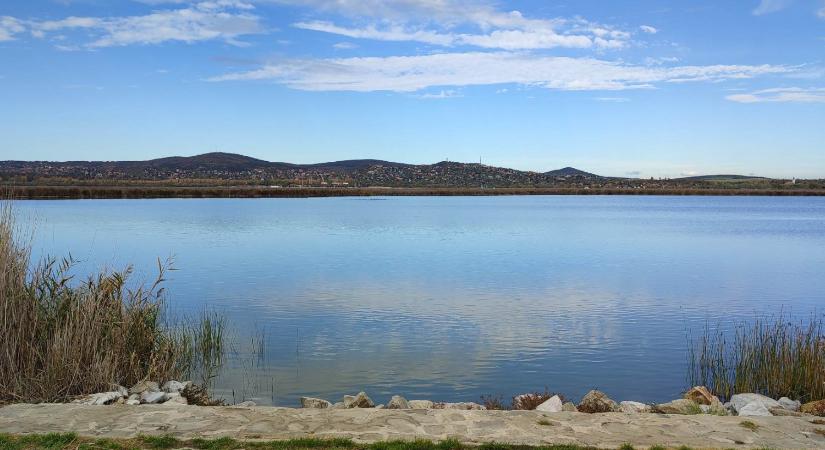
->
(6, 185, 825, 199)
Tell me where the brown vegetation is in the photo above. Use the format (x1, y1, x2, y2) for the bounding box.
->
(0, 203, 224, 403)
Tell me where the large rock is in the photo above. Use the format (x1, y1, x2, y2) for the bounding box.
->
(800, 400, 825, 416)
(109, 384, 129, 398)
(386, 395, 410, 409)
(162, 381, 190, 394)
(738, 402, 772, 417)
(654, 399, 701, 415)
(140, 391, 166, 404)
(619, 401, 651, 414)
(684, 386, 718, 406)
(778, 397, 801, 411)
(343, 392, 374, 408)
(577, 390, 617, 413)
(129, 381, 160, 396)
(434, 402, 486, 410)
(300, 397, 331, 409)
(730, 393, 780, 414)
(408, 400, 434, 409)
(562, 402, 578, 412)
(535, 395, 563, 412)
(79, 391, 123, 406)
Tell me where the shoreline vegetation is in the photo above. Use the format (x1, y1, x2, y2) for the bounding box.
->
(0, 204, 224, 404)
(6, 185, 825, 200)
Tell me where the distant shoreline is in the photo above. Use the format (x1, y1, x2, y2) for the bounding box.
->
(6, 185, 825, 199)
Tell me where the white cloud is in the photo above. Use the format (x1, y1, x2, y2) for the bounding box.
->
(726, 87, 825, 103)
(639, 25, 658, 34)
(24, 1, 263, 48)
(286, 0, 635, 51)
(209, 52, 791, 92)
(294, 18, 630, 50)
(753, 0, 792, 15)
(818, 3, 825, 18)
(332, 41, 357, 49)
(417, 89, 462, 99)
(0, 16, 25, 41)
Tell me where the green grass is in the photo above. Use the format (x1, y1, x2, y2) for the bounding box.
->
(0, 434, 708, 450)
(739, 421, 759, 432)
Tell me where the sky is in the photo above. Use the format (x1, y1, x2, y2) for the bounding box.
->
(1, 0, 824, 178)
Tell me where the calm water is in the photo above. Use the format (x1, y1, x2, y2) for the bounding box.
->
(17, 196, 825, 406)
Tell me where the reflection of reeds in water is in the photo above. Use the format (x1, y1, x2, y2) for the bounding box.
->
(0, 203, 225, 403)
(227, 325, 277, 405)
(688, 314, 825, 402)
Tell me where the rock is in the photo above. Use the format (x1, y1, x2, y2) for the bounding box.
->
(234, 401, 256, 407)
(161, 393, 187, 405)
(300, 397, 332, 409)
(408, 400, 434, 409)
(684, 386, 718, 406)
(343, 392, 374, 408)
(562, 402, 578, 412)
(140, 391, 166, 404)
(125, 399, 140, 406)
(778, 397, 801, 411)
(769, 406, 808, 417)
(654, 399, 701, 415)
(109, 384, 129, 397)
(433, 402, 486, 410)
(162, 381, 190, 394)
(800, 400, 825, 416)
(535, 395, 563, 413)
(374, 404, 385, 409)
(82, 391, 123, 406)
(619, 401, 651, 414)
(730, 393, 780, 414)
(386, 395, 410, 409)
(738, 402, 772, 417)
(331, 402, 346, 409)
(129, 381, 160, 396)
(700, 403, 730, 416)
(577, 390, 617, 413)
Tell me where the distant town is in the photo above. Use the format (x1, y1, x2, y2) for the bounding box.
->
(1, 152, 823, 198)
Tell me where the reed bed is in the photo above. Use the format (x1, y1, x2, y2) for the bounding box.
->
(0, 203, 224, 403)
(688, 315, 825, 402)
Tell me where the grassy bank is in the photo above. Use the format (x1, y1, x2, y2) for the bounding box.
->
(6, 185, 825, 200)
(0, 204, 224, 403)
(688, 315, 825, 402)
(0, 433, 704, 450)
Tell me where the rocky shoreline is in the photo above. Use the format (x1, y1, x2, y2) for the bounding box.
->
(74, 381, 825, 420)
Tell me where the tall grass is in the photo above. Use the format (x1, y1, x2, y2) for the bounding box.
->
(688, 314, 825, 402)
(0, 203, 224, 403)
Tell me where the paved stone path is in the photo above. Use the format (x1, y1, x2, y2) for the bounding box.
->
(1, 404, 824, 449)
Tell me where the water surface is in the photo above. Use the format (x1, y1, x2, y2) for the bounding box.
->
(18, 196, 825, 405)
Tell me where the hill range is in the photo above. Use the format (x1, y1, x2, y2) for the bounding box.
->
(2, 152, 821, 198)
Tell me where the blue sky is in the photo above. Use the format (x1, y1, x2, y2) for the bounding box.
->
(1, 0, 824, 178)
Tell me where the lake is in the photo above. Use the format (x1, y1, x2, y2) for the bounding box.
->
(17, 196, 825, 406)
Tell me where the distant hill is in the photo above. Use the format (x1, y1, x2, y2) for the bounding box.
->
(545, 167, 599, 178)
(0, 152, 611, 187)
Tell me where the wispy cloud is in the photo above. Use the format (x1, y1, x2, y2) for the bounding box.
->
(293, 18, 629, 50)
(15, 1, 264, 48)
(0, 16, 25, 41)
(753, 0, 793, 15)
(417, 89, 462, 99)
(639, 25, 658, 34)
(595, 97, 630, 102)
(332, 41, 357, 49)
(209, 52, 791, 92)
(726, 87, 825, 103)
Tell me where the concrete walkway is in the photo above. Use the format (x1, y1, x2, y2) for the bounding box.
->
(1, 404, 824, 449)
